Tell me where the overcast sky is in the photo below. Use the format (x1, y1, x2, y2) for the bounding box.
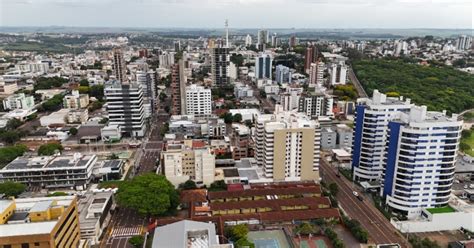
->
(0, 0, 473, 29)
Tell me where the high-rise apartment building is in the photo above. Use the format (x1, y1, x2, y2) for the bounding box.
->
(298, 92, 334, 118)
(185, 84, 212, 116)
(329, 62, 347, 86)
(352, 90, 413, 181)
(170, 60, 187, 115)
(0, 196, 80, 248)
(104, 80, 146, 137)
(381, 105, 462, 218)
(308, 61, 325, 88)
(136, 70, 156, 118)
(257, 30, 268, 45)
(159, 52, 176, 69)
(211, 47, 230, 86)
(112, 47, 127, 83)
(275, 65, 292, 84)
(245, 34, 252, 46)
(255, 53, 272, 80)
(161, 140, 215, 187)
(456, 35, 472, 51)
(255, 108, 321, 181)
(304, 45, 319, 73)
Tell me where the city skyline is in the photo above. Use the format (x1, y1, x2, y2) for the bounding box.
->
(1, 0, 473, 29)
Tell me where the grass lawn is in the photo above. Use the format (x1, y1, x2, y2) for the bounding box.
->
(426, 206, 456, 214)
(461, 129, 474, 157)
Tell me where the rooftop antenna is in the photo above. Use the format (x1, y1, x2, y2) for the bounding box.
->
(225, 19, 229, 48)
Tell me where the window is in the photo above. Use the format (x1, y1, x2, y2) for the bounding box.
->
(21, 244, 30, 248)
(34, 243, 40, 247)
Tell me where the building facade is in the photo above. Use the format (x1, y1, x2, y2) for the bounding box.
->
(298, 92, 334, 118)
(352, 90, 413, 182)
(3, 93, 35, 110)
(63, 90, 90, 109)
(185, 84, 212, 116)
(104, 80, 146, 137)
(0, 196, 80, 248)
(211, 47, 230, 86)
(382, 106, 462, 218)
(308, 61, 325, 88)
(0, 153, 97, 190)
(255, 53, 272, 80)
(255, 109, 321, 181)
(275, 65, 292, 84)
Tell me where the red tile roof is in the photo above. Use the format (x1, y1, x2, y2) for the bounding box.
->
(208, 186, 321, 200)
(210, 197, 330, 211)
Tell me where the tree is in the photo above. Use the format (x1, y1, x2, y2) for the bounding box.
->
(69, 127, 78, 136)
(179, 180, 197, 190)
(5, 118, 23, 130)
(38, 143, 63, 156)
(453, 59, 467, 68)
(227, 224, 249, 240)
(79, 79, 90, 86)
(234, 238, 255, 248)
(159, 92, 167, 101)
(232, 113, 243, 123)
(209, 180, 227, 192)
(0, 181, 26, 197)
(221, 113, 233, 124)
(41, 94, 63, 112)
(108, 153, 119, 159)
(47, 192, 68, 197)
(116, 173, 179, 217)
(295, 222, 317, 235)
(128, 235, 144, 248)
(89, 85, 105, 101)
(328, 183, 339, 196)
(0, 144, 28, 168)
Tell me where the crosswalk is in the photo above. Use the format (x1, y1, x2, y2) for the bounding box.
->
(111, 226, 143, 237)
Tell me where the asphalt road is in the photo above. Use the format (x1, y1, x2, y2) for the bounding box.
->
(348, 68, 368, 98)
(320, 159, 410, 247)
(102, 110, 169, 248)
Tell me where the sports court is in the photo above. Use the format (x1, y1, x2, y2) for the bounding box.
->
(247, 230, 291, 248)
(295, 237, 330, 248)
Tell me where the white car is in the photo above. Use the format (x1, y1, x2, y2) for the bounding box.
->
(353, 191, 359, 196)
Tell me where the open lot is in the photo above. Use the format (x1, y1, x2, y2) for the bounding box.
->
(415, 230, 467, 248)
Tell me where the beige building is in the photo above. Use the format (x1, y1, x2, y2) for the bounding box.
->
(0, 196, 81, 248)
(161, 140, 215, 187)
(255, 107, 321, 181)
(67, 109, 89, 124)
(63, 90, 90, 109)
(0, 78, 18, 95)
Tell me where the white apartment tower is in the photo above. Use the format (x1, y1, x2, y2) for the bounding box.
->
(255, 107, 321, 182)
(352, 90, 413, 181)
(104, 80, 146, 137)
(382, 106, 462, 219)
(245, 34, 252, 46)
(185, 84, 212, 116)
(329, 62, 347, 86)
(308, 61, 325, 88)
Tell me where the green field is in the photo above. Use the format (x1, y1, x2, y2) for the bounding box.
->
(426, 206, 456, 214)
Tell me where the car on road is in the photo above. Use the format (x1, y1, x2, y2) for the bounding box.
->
(357, 195, 364, 201)
(336, 172, 341, 178)
(353, 191, 359, 196)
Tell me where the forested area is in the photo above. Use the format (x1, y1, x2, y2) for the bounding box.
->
(352, 58, 474, 114)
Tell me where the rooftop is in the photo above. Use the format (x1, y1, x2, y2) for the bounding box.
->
(0, 196, 75, 238)
(2, 153, 96, 171)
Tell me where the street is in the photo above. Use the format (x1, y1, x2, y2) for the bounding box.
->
(102, 108, 169, 248)
(320, 159, 410, 247)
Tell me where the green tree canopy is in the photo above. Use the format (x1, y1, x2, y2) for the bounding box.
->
(0, 145, 28, 167)
(179, 180, 197, 190)
(353, 58, 474, 114)
(232, 113, 243, 123)
(116, 173, 179, 216)
(38, 143, 63, 156)
(0, 181, 27, 197)
(69, 127, 78, 135)
(128, 235, 144, 248)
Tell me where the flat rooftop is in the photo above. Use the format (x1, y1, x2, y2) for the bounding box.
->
(0, 196, 75, 237)
(2, 153, 96, 171)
